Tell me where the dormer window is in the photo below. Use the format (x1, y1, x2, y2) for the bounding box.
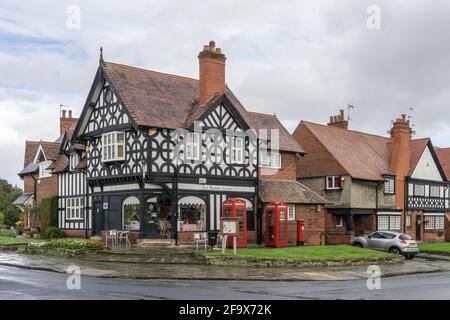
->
(102, 131, 125, 162)
(39, 160, 52, 178)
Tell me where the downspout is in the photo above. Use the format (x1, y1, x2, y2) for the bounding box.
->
(403, 177, 408, 233)
(256, 138, 262, 245)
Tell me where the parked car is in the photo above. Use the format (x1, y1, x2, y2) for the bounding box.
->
(352, 231, 419, 259)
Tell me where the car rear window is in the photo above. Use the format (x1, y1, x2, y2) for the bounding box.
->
(399, 234, 412, 240)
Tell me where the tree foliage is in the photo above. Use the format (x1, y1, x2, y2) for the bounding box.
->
(0, 178, 22, 227)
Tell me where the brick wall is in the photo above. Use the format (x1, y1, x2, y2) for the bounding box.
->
(260, 152, 297, 180)
(64, 229, 92, 238)
(291, 204, 326, 245)
(36, 175, 58, 202)
(23, 175, 35, 193)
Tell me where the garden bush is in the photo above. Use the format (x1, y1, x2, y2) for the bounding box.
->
(41, 227, 66, 239)
(0, 229, 16, 238)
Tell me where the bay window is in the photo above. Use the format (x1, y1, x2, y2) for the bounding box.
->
(102, 131, 125, 162)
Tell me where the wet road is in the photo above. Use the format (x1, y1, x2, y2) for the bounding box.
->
(0, 265, 449, 300)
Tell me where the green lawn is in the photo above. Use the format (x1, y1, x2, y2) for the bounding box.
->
(0, 237, 44, 246)
(419, 242, 450, 253)
(204, 245, 391, 260)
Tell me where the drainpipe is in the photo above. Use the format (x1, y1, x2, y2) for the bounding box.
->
(375, 181, 382, 231)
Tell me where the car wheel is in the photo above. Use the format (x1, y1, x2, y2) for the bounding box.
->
(389, 247, 402, 255)
(405, 254, 415, 260)
(352, 243, 363, 248)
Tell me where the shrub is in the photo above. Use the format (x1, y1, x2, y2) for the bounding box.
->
(436, 230, 444, 237)
(0, 229, 16, 238)
(41, 227, 66, 239)
(47, 239, 101, 250)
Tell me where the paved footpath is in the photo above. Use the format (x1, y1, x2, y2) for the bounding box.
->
(0, 252, 448, 281)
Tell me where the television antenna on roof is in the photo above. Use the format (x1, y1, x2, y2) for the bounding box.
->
(408, 106, 416, 136)
(347, 103, 355, 122)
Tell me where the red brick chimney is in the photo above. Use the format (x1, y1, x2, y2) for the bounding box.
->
(60, 109, 78, 136)
(198, 40, 226, 105)
(389, 114, 412, 209)
(327, 109, 348, 129)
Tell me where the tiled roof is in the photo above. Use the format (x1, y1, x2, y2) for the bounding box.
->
(49, 154, 69, 174)
(40, 142, 60, 161)
(18, 163, 39, 176)
(13, 192, 33, 206)
(299, 121, 393, 180)
(24, 141, 40, 167)
(259, 179, 328, 204)
(409, 138, 430, 176)
(102, 61, 303, 153)
(435, 147, 450, 180)
(247, 112, 305, 154)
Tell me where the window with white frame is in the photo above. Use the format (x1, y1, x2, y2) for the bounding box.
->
(288, 204, 296, 221)
(384, 177, 395, 194)
(231, 137, 244, 164)
(66, 197, 85, 220)
(185, 132, 201, 161)
(424, 215, 444, 230)
(69, 153, 80, 171)
(414, 184, 425, 196)
(377, 215, 400, 231)
(102, 131, 125, 162)
(39, 160, 52, 178)
(259, 151, 281, 169)
(430, 185, 440, 198)
(406, 215, 411, 228)
(326, 176, 341, 190)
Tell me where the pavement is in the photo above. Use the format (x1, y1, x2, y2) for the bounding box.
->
(0, 251, 449, 281)
(0, 265, 449, 300)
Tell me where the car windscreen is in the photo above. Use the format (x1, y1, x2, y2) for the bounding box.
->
(399, 234, 412, 240)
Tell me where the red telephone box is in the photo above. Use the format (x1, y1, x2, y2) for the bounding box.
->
(265, 201, 289, 247)
(222, 198, 247, 248)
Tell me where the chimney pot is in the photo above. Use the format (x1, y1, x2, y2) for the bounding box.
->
(62, 110, 67, 118)
(340, 109, 345, 120)
(329, 116, 333, 123)
(68, 110, 72, 118)
(209, 40, 216, 49)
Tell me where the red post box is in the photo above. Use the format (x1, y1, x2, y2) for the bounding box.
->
(264, 201, 288, 247)
(222, 198, 247, 248)
(296, 219, 305, 246)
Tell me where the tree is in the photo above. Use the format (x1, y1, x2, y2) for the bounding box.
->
(0, 212, 4, 227)
(0, 179, 22, 227)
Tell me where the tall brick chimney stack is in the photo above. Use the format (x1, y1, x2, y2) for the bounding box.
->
(198, 40, 226, 105)
(390, 114, 412, 210)
(60, 109, 78, 136)
(327, 109, 348, 129)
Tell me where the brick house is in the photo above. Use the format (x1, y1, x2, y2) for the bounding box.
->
(53, 41, 326, 245)
(292, 111, 448, 243)
(434, 147, 450, 241)
(14, 111, 78, 229)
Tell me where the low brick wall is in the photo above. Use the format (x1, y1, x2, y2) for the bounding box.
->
(197, 254, 402, 268)
(63, 229, 92, 238)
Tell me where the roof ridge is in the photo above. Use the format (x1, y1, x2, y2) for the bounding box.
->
(302, 120, 392, 141)
(104, 61, 199, 83)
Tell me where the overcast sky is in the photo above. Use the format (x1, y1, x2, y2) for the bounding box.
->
(1, 0, 450, 187)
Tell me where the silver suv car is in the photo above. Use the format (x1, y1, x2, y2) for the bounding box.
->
(352, 231, 419, 259)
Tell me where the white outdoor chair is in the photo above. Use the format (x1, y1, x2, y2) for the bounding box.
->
(118, 231, 131, 249)
(194, 232, 207, 251)
(105, 230, 118, 248)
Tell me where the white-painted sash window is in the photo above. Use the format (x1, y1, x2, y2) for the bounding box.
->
(259, 151, 281, 169)
(39, 161, 52, 178)
(384, 177, 395, 194)
(231, 137, 244, 164)
(288, 204, 296, 221)
(185, 132, 201, 161)
(66, 197, 85, 220)
(102, 131, 125, 162)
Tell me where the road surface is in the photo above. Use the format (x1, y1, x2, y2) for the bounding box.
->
(0, 265, 449, 300)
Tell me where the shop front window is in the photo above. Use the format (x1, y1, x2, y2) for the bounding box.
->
(178, 196, 206, 232)
(123, 196, 140, 230)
